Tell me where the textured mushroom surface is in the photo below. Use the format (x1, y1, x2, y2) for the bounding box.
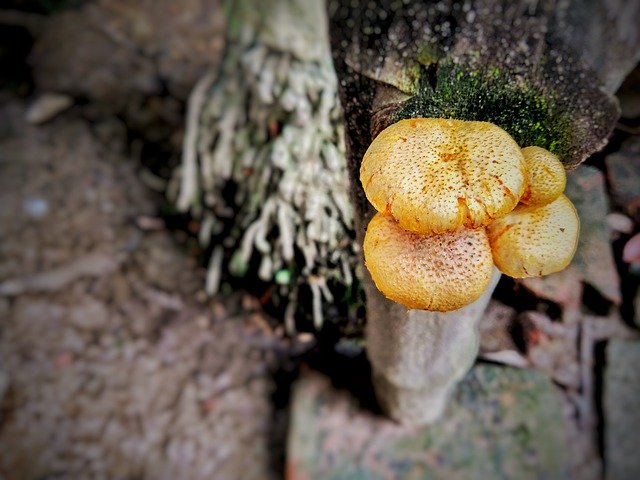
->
(520, 146, 566, 206)
(360, 118, 526, 234)
(363, 212, 494, 311)
(487, 194, 579, 278)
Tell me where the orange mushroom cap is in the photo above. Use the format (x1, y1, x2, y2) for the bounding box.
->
(519, 146, 566, 206)
(360, 118, 527, 234)
(487, 194, 580, 278)
(363, 212, 494, 311)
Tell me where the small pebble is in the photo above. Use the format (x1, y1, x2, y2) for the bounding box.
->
(606, 212, 634, 234)
(296, 332, 315, 344)
(23, 197, 49, 218)
(334, 338, 364, 358)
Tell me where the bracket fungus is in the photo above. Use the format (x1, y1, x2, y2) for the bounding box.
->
(364, 212, 494, 311)
(487, 194, 579, 278)
(360, 118, 526, 235)
(359, 117, 581, 425)
(361, 118, 580, 313)
(519, 146, 567, 207)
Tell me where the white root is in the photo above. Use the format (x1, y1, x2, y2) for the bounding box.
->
(177, 71, 217, 212)
(205, 246, 224, 295)
(309, 277, 324, 330)
(174, 3, 355, 330)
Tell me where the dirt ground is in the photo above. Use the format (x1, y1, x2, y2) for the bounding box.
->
(0, 102, 282, 479)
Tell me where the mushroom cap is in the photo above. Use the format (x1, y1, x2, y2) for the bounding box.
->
(487, 194, 580, 278)
(519, 146, 566, 206)
(363, 212, 494, 311)
(360, 118, 526, 234)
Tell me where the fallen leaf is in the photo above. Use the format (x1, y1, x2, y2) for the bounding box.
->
(606, 212, 634, 235)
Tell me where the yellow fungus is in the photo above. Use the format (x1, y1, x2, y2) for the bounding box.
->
(363, 212, 494, 311)
(487, 194, 580, 278)
(360, 118, 526, 234)
(520, 146, 566, 206)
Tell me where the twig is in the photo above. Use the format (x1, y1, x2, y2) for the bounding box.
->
(615, 122, 640, 134)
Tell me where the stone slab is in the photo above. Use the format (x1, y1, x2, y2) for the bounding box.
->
(287, 365, 569, 480)
(605, 340, 640, 480)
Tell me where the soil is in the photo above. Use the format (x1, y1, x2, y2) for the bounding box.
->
(0, 103, 280, 479)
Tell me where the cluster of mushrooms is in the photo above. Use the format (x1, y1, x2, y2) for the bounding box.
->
(361, 118, 580, 312)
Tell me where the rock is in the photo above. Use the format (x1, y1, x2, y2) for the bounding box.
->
(22, 196, 49, 218)
(520, 311, 580, 389)
(287, 365, 568, 479)
(562, 166, 621, 306)
(606, 137, 640, 221)
(604, 340, 640, 479)
(69, 299, 110, 331)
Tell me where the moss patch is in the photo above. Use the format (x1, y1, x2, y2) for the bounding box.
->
(394, 61, 573, 160)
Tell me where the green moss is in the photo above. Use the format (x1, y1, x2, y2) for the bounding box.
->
(415, 43, 441, 67)
(393, 61, 573, 160)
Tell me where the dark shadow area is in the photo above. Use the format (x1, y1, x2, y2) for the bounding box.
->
(493, 275, 562, 320)
(594, 340, 608, 468)
(268, 356, 300, 477)
(0, 24, 33, 96)
(611, 234, 640, 329)
(584, 126, 631, 172)
(583, 283, 615, 317)
(308, 328, 381, 415)
(265, 327, 381, 477)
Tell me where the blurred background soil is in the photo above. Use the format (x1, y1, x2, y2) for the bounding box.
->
(0, 105, 281, 479)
